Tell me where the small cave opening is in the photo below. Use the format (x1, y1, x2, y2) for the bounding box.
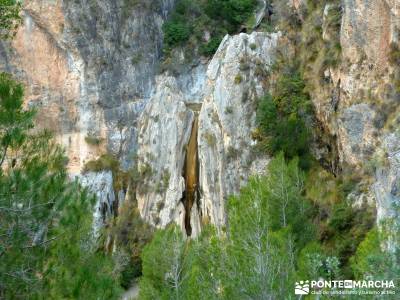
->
(181, 116, 200, 236)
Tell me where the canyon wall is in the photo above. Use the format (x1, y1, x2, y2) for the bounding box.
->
(307, 0, 400, 241)
(1, 0, 399, 239)
(136, 32, 277, 236)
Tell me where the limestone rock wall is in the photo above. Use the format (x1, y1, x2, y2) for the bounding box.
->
(78, 171, 116, 236)
(302, 0, 400, 231)
(135, 32, 277, 235)
(198, 32, 278, 231)
(2, 0, 400, 240)
(0, 0, 176, 174)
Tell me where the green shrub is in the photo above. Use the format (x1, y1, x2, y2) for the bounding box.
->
(131, 53, 142, 65)
(110, 201, 153, 288)
(256, 65, 313, 169)
(84, 134, 102, 145)
(0, 0, 22, 40)
(155, 169, 170, 194)
(162, 0, 258, 58)
(139, 162, 153, 178)
(319, 199, 376, 277)
(199, 36, 223, 56)
(163, 16, 191, 48)
(83, 154, 119, 173)
(224, 106, 234, 114)
(204, 0, 257, 27)
(226, 146, 240, 161)
(389, 42, 400, 65)
(234, 74, 243, 84)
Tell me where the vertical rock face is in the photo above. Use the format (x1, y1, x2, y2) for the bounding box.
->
(2, 0, 400, 240)
(198, 33, 278, 231)
(136, 75, 195, 232)
(304, 0, 400, 232)
(340, 0, 400, 228)
(0, 0, 176, 174)
(78, 171, 116, 236)
(136, 32, 278, 235)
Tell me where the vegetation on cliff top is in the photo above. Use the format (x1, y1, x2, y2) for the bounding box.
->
(162, 0, 258, 63)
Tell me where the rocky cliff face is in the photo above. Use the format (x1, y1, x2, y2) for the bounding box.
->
(0, 0, 176, 227)
(0, 0, 175, 174)
(136, 32, 277, 236)
(307, 0, 400, 238)
(197, 33, 277, 232)
(1, 0, 400, 240)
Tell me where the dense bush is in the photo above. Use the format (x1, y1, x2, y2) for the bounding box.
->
(163, 15, 191, 47)
(0, 74, 121, 299)
(110, 200, 153, 289)
(83, 153, 119, 173)
(0, 0, 21, 40)
(162, 0, 258, 57)
(204, 0, 257, 27)
(350, 226, 399, 287)
(139, 155, 320, 299)
(256, 65, 313, 168)
(304, 163, 376, 278)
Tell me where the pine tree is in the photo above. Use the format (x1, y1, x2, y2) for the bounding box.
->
(140, 225, 188, 300)
(0, 73, 121, 299)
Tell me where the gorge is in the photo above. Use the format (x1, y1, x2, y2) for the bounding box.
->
(1, 0, 399, 298)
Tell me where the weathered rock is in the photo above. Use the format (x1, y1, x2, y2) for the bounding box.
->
(334, 0, 400, 227)
(136, 75, 195, 231)
(2, 0, 400, 244)
(198, 32, 279, 231)
(135, 32, 278, 235)
(0, 0, 176, 173)
(77, 171, 115, 236)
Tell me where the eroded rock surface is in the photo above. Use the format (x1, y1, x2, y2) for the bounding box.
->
(2, 0, 400, 241)
(136, 32, 278, 235)
(198, 32, 278, 231)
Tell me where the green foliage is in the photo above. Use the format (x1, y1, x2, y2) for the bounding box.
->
(139, 225, 188, 300)
(264, 154, 314, 241)
(0, 0, 21, 40)
(162, 0, 257, 57)
(203, 0, 257, 27)
(85, 134, 103, 145)
(389, 42, 400, 66)
(163, 15, 191, 47)
(350, 226, 400, 296)
(83, 153, 119, 173)
(199, 36, 222, 56)
(350, 228, 382, 278)
(297, 242, 340, 280)
(0, 74, 121, 299)
(225, 155, 309, 298)
(304, 162, 376, 278)
(44, 189, 122, 299)
(110, 200, 153, 288)
(0, 73, 35, 166)
(234, 74, 242, 84)
(156, 168, 170, 193)
(256, 65, 313, 168)
(140, 155, 315, 299)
